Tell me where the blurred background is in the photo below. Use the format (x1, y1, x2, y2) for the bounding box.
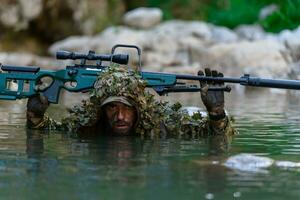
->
(1, 0, 300, 81)
(1, 0, 300, 54)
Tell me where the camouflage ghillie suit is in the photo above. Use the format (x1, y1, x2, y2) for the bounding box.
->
(28, 65, 236, 140)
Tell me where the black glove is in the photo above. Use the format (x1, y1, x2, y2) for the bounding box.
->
(198, 68, 225, 120)
(27, 94, 49, 118)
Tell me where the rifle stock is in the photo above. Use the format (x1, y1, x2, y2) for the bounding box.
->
(0, 65, 103, 103)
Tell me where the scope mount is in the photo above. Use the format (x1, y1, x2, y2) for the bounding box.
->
(111, 44, 142, 71)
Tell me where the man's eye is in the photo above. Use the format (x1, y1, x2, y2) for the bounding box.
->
(107, 105, 117, 110)
(124, 106, 133, 111)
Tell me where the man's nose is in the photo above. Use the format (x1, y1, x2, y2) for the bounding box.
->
(116, 109, 125, 120)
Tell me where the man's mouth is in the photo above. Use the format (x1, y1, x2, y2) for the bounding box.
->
(113, 122, 130, 129)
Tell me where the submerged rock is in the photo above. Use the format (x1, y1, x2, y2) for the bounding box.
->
(275, 161, 300, 168)
(224, 153, 300, 172)
(224, 153, 274, 172)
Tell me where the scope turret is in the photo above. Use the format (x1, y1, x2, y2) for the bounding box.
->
(56, 50, 129, 65)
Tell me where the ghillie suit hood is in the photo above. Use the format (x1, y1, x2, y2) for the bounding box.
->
(63, 65, 207, 138)
(64, 65, 166, 136)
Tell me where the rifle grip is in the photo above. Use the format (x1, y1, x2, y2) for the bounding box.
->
(42, 79, 63, 104)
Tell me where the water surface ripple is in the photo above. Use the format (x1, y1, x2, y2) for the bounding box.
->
(0, 92, 299, 200)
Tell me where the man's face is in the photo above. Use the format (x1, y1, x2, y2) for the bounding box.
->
(103, 102, 137, 135)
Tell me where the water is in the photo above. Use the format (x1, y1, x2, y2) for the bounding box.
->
(0, 90, 300, 200)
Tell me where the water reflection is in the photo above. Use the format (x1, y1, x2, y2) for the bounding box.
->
(0, 91, 300, 199)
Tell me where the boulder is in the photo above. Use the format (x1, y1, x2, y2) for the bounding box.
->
(0, 3, 20, 28)
(192, 40, 291, 78)
(123, 7, 162, 29)
(48, 19, 298, 79)
(224, 153, 274, 172)
(235, 24, 267, 41)
(0, 52, 59, 69)
(0, 0, 125, 39)
(154, 20, 212, 41)
(209, 25, 239, 43)
(278, 26, 300, 60)
(0, 0, 43, 29)
(48, 36, 99, 55)
(19, 0, 42, 21)
(95, 26, 146, 52)
(49, 21, 212, 66)
(0, 52, 36, 66)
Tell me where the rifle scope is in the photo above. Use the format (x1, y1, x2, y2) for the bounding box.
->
(56, 50, 129, 65)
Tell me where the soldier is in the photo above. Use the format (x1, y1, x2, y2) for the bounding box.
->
(26, 66, 236, 150)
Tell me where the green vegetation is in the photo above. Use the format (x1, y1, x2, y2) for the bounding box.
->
(127, 0, 300, 33)
(260, 0, 300, 32)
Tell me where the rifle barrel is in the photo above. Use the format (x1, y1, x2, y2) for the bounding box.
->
(175, 74, 241, 83)
(167, 73, 300, 90)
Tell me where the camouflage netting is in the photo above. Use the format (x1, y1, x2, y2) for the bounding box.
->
(62, 65, 208, 137)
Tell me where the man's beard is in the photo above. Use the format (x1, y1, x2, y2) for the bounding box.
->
(108, 119, 133, 136)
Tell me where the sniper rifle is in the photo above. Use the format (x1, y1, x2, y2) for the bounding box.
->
(0, 44, 299, 103)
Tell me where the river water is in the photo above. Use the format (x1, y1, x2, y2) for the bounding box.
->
(0, 90, 300, 200)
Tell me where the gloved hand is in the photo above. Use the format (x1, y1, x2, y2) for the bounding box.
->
(26, 94, 49, 124)
(198, 68, 226, 120)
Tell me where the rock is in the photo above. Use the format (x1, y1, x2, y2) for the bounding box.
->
(0, 4, 19, 28)
(194, 40, 291, 78)
(94, 27, 148, 65)
(289, 61, 300, 80)
(0, 52, 58, 69)
(71, 0, 125, 35)
(48, 36, 99, 55)
(275, 161, 300, 169)
(95, 26, 146, 52)
(19, 0, 42, 21)
(0, 0, 125, 44)
(49, 27, 147, 66)
(49, 21, 212, 66)
(141, 21, 212, 66)
(48, 19, 297, 79)
(0, 0, 42, 29)
(235, 24, 267, 41)
(224, 153, 274, 172)
(224, 153, 300, 172)
(278, 26, 300, 60)
(123, 7, 162, 29)
(0, 52, 36, 66)
(209, 25, 239, 43)
(154, 20, 212, 41)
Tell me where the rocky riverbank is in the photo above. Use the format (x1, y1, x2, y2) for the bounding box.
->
(1, 7, 300, 83)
